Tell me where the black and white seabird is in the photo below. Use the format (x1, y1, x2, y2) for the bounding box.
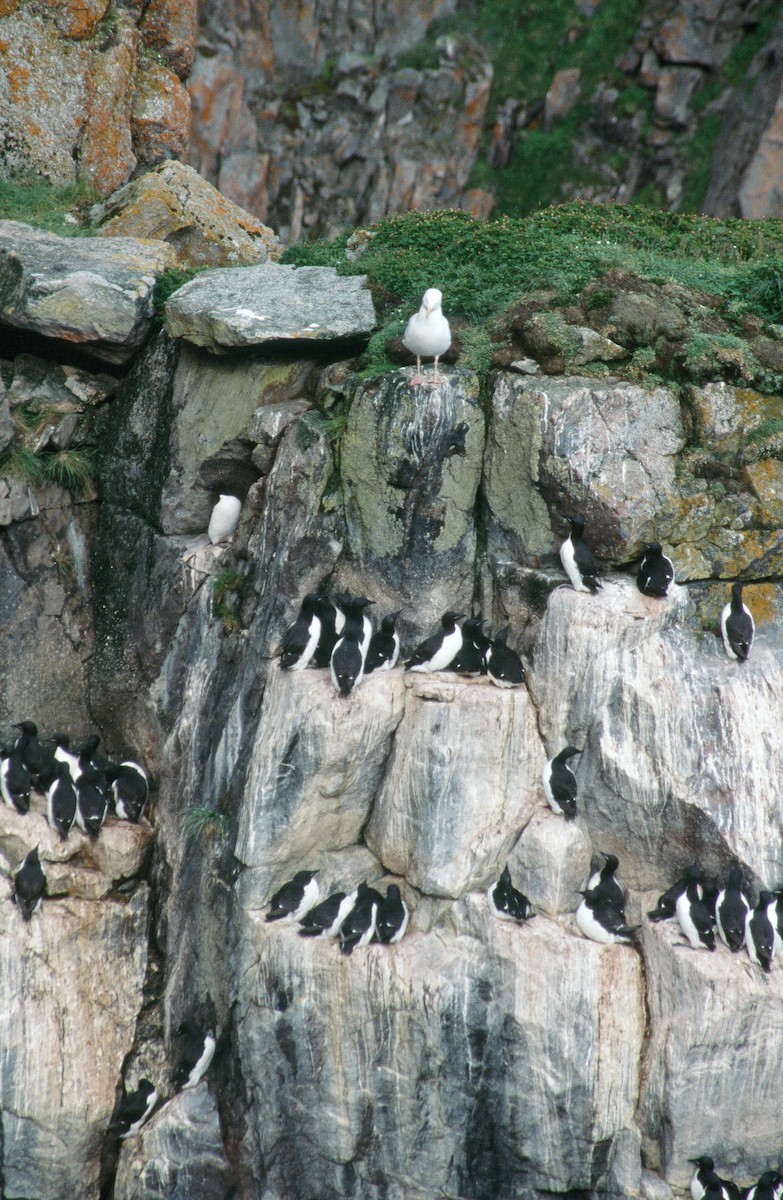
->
(448, 616, 490, 676)
(715, 863, 750, 953)
(298, 889, 357, 938)
(75, 767, 109, 838)
(1, 745, 31, 814)
(172, 1019, 217, 1091)
(587, 853, 625, 913)
(746, 1170, 783, 1200)
(576, 888, 638, 944)
(675, 868, 716, 951)
(560, 516, 602, 594)
(109, 1079, 158, 1139)
(339, 881, 383, 955)
(745, 892, 776, 973)
(690, 1156, 718, 1200)
(12, 720, 46, 783)
(280, 593, 322, 671)
(542, 746, 580, 819)
(12, 846, 46, 920)
(647, 877, 688, 922)
(208, 492, 242, 545)
(636, 542, 675, 598)
(689, 1157, 740, 1200)
(364, 611, 402, 675)
(311, 595, 346, 668)
(266, 871, 319, 923)
(53, 734, 81, 782)
(374, 884, 410, 944)
(487, 865, 535, 924)
(330, 596, 374, 695)
(721, 582, 754, 662)
(486, 626, 526, 688)
(402, 287, 451, 386)
(105, 760, 149, 823)
(406, 611, 464, 672)
(47, 761, 78, 840)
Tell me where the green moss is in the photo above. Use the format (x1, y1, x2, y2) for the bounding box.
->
(0, 177, 98, 236)
(153, 267, 206, 318)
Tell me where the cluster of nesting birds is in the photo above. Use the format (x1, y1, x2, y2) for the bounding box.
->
(3, 720, 149, 920)
(561, 515, 755, 660)
(265, 870, 409, 952)
(689, 1155, 783, 1200)
(280, 593, 524, 696)
(647, 863, 783, 973)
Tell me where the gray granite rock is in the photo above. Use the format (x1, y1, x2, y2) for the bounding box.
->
(165, 263, 377, 353)
(235, 668, 406, 875)
(233, 896, 644, 1199)
(0, 376, 15, 454)
(114, 1084, 234, 1200)
(365, 674, 542, 898)
(0, 889, 149, 1200)
(340, 368, 484, 633)
(0, 221, 173, 364)
(639, 913, 783, 1190)
(529, 577, 783, 890)
(512, 808, 593, 916)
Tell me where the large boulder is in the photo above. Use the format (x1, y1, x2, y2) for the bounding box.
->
(94, 161, 282, 269)
(0, 221, 173, 364)
(165, 263, 377, 353)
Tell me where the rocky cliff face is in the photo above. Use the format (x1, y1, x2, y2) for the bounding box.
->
(5, 0, 783, 234)
(2, 221, 783, 1200)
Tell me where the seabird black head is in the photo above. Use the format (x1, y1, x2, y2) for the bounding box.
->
(568, 515, 586, 536)
(601, 853, 619, 872)
(558, 745, 581, 761)
(441, 610, 464, 627)
(688, 1156, 715, 1170)
(644, 541, 662, 555)
(13, 720, 38, 736)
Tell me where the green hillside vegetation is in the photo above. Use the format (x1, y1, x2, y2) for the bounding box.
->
(403, 0, 781, 216)
(283, 203, 783, 387)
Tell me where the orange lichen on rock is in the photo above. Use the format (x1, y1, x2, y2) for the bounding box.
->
(131, 61, 191, 165)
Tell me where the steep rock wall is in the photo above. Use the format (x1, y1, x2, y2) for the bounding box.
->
(4, 236, 783, 1198)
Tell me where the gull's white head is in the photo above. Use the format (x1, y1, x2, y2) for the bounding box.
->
(422, 288, 443, 316)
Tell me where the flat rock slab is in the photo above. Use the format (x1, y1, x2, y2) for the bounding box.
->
(0, 221, 174, 364)
(165, 263, 377, 353)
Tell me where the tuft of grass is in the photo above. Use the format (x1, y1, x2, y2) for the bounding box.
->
(3, 445, 45, 485)
(212, 566, 245, 633)
(0, 177, 98, 236)
(183, 806, 229, 838)
(39, 449, 94, 493)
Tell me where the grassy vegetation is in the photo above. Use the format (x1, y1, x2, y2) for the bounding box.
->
(398, 0, 780, 216)
(283, 204, 783, 382)
(153, 267, 206, 318)
(213, 566, 245, 634)
(0, 177, 98, 236)
(1, 404, 96, 496)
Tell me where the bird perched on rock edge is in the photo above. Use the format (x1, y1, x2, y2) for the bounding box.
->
(402, 287, 452, 386)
